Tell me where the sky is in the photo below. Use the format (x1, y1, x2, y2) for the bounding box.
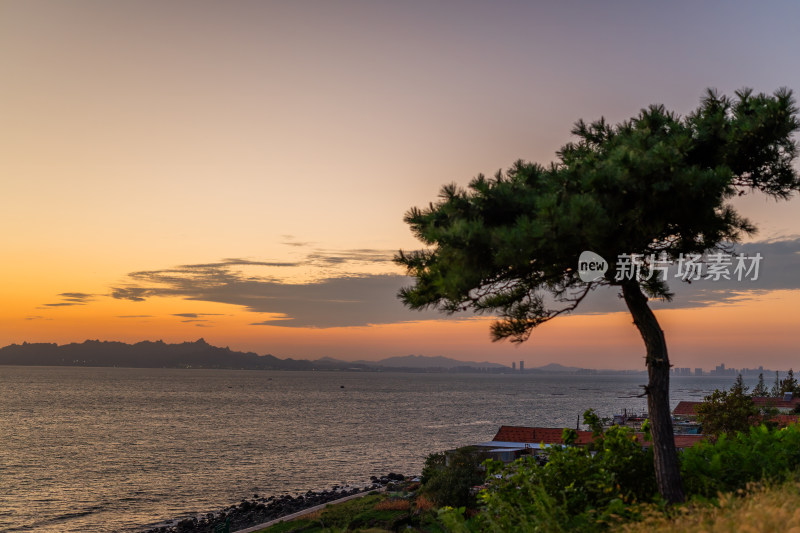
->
(2, 1, 799, 370)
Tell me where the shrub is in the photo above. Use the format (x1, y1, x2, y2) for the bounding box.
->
(374, 499, 411, 511)
(681, 423, 800, 497)
(474, 424, 657, 532)
(420, 447, 488, 508)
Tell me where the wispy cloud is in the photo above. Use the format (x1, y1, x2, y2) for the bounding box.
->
(281, 235, 313, 248)
(42, 292, 95, 307)
(179, 259, 299, 269)
(59, 292, 94, 302)
(112, 263, 431, 327)
(47, 238, 800, 329)
(305, 249, 395, 266)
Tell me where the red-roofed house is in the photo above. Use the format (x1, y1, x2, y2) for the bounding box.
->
(633, 433, 707, 450)
(473, 423, 708, 464)
(674, 397, 800, 418)
(768, 414, 800, 428)
(673, 401, 701, 418)
(491, 425, 596, 445)
(753, 396, 800, 413)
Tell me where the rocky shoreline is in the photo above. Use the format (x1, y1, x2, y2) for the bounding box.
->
(141, 473, 408, 533)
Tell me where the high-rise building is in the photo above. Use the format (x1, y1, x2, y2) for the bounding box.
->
(520, 361, 525, 373)
(695, 368, 703, 376)
(512, 362, 516, 371)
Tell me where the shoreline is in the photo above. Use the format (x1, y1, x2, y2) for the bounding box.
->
(140, 473, 409, 533)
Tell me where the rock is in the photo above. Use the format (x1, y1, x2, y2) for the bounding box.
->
(140, 473, 423, 533)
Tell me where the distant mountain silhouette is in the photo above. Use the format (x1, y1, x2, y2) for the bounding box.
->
(0, 340, 509, 372)
(354, 354, 507, 369)
(0, 339, 299, 369)
(530, 363, 587, 372)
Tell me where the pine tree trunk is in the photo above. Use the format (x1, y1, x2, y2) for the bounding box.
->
(621, 281, 685, 504)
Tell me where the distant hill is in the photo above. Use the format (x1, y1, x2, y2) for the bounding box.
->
(354, 354, 507, 369)
(0, 340, 508, 372)
(0, 339, 301, 370)
(530, 363, 587, 373)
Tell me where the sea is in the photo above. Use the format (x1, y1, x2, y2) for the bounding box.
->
(0, 366, 752, 532)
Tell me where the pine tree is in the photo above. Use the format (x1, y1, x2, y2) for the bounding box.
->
(752, 372, 769, 397)
(771, 371, 782, 397)
(732, 373, 748, 395)
(779, 368, 800, 396)
(397, 88, 799, 504)
(696, 380, 760, 437)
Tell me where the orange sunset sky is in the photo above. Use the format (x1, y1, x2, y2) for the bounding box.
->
(2, 2, 799, 370)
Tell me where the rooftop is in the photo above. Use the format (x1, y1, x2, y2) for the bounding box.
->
(673, 401, 701, 416)
(492, 425, 594, 445)
(492, 425, 707, 450)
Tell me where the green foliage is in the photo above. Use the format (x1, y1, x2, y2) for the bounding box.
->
(255, 493, 400, 533)
(562, 428, 579, 446)
(732, 373, 748, 394)
(475, 425, 657, 532)
(420, 447, 488, 508)
(752, 372, 769, 397)
(420, 452, 446, 485)
(445, 423, 800, 532)
(583, 409, 604, 441)
(436, 506, 478, 533)
(779, 368, 800, 396)
(680, 423, 800, 498)
(695, 379, 760, 437)
(771, 371, 782, 397)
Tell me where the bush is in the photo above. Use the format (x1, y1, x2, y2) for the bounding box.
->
(474, 424, 657, 532)
(434, 416, 800, 532)
(681, 423, 800, 497)
(420, 447, 488, 508)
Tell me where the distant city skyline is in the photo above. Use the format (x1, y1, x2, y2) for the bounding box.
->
(2, 2, 800, 369)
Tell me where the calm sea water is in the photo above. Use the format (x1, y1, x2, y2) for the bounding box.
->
(0, 366, 747, 532)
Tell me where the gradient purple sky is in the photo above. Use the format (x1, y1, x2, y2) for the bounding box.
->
(2, 1, 799, 369)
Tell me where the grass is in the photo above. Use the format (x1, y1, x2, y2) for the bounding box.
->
(253, 492, 414, 533)
(622, 481, 800, 533)
(253, 476, 800, 532)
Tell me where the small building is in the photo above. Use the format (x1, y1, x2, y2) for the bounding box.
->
(673, 401, 701, 419)
(476, 424, 706, 463)
(492, 425, 594, 446)
(752, 396, 800, 413)
(473, 441, 555, 463)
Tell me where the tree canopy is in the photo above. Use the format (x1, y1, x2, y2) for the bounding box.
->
(696, 375, 761, 437)
(397, 88, 799, 504)
(752, 372, 770, 397)
(397, 88, 798, 341)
